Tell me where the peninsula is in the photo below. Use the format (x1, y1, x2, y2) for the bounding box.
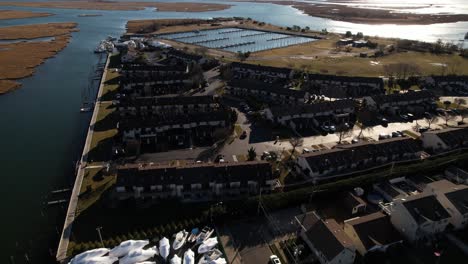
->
(0, 9, 53, 20)
(0, 23, 78, 94)
(235, 0, 468, 25)
(0, 1, 231, 12)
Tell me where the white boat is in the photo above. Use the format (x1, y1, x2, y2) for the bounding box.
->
(196, 227, 214, 244)
(183, 249, 195, 264)
(187, 228, 199, 243)
(69, 248, 109, 264)
(109, 240, 149, 258)
(198, 238, 218, 254)
(159, 237, 170, 260)
(171, 254, 182, 264)
(73, 256, 118, 264)
(209, 258, 227, 264)
(173, 230, 189, 250)
(197, 249, 223, 264)
(119, 246, 158, 264)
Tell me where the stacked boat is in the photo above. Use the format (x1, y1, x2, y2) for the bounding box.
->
(68, 226, 225, 264)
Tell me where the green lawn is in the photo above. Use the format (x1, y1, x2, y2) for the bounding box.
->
(76, 168, 116, 216)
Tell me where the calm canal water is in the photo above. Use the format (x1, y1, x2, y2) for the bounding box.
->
(0, 1, 467, 263)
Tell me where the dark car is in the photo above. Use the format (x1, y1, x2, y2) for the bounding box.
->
(239, 130, 247, 139)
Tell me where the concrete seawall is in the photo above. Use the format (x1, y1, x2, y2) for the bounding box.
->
(56, 54, 110, 262)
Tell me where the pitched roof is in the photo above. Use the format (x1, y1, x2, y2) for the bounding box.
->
(423, 127, 468, 149)
(116, 161, 274, 186)
(344, 192, 366, 209)
(306, 73, 384, 87)
(231, 62, 292, 74)
(228, 79, 306, 98)
(371, 90, 435, 105)
(307, 218, 353, 261)
(345, 212, 402, 251)
(269, 99, 354, 117)
(300, 137, 422, 176)
(444, 187, 468, 215)
(118, 95, 216, 107)
(401, 194, 451, 225)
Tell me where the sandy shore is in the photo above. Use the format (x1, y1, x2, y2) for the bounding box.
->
(0, 9, 53, 20)
(0, 1, 231, 12)
(0, 23, 78, 94)
(233, 0, 468, 25)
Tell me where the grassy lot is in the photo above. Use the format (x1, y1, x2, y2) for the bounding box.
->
(76, 167, 116, 216)
(248, 49, 468, 77)
(87, 101, 118, 162)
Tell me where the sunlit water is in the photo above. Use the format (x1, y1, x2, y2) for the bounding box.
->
(0, 0, 467, 263)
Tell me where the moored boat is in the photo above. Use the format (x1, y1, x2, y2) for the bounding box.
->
(109, 240, 149, 258)
(183, 249, 195, 264)
(69, 248, 109, 264)
(198, 238, 218, 254)
(173, 230, 189, 250)
(159, 237, 170, 260)
(171, 254, 182, 264)
(196, 226, 214, 244)
(197, 249, 223, 264)
(187, 228, 199, 243)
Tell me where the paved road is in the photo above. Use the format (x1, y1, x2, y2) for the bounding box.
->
(56, 54, 110, 262)
(219, 103, 464, 161)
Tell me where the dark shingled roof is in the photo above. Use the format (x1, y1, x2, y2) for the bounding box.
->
(269, 99, 354, 117)
(118, 95, 216, 107)
(300, 137, 422, 176)
(345, 212, 402, 251)
(116, 161, 274, 186)
(306, 73, 384, 88)
(444, 187, 468, 215)
(344, 192, 366, 210)
(424, 127, 468, 149)
(228, 79, 306, 98)
(371, 90, 435, 105)
(402, 195, 451, 225)
(307, 218, 353, 261)
(231, 62, 292, 75)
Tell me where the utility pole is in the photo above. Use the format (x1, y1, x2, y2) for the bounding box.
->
(96, 227, 104, 248)
(257, 187, 262, 216)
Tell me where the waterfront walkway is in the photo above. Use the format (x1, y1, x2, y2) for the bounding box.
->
(56, 54, 110, 262)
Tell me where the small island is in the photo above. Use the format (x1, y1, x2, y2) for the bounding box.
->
(0, 9, 53, 20)
(0, 23, 78, 94)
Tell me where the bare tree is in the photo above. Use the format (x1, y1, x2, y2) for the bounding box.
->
(337, 124, 353, 144)
(454, 98, 467, 109)
(289, 137, 303, 160)
(425, 115, 439, 129)
(443, 100, 452, 110)
(442, 112, 456, 126)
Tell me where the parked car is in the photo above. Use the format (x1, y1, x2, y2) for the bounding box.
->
(329, 125, 336, 133)
(400, 113, 409, 120)
(240, 131, 247, 139)
(214, 154, 225, 163)
(270, 255, 281, 264)
(379, 133, 391, 140)
(351, 138, 359, 144)
(392, 131, 401, 138)
(302, 148, 311, 154)
(418, 126, 429, 133)
(320, 125, 330, 132)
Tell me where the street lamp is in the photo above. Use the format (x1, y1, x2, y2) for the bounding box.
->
(210, 202, 223, 223)
(96, 227, 104, 248)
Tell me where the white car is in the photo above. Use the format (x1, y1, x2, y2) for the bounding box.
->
(270, 255, 281, 264)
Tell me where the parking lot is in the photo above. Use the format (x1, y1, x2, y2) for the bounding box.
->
(216, 100, 465, 163)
